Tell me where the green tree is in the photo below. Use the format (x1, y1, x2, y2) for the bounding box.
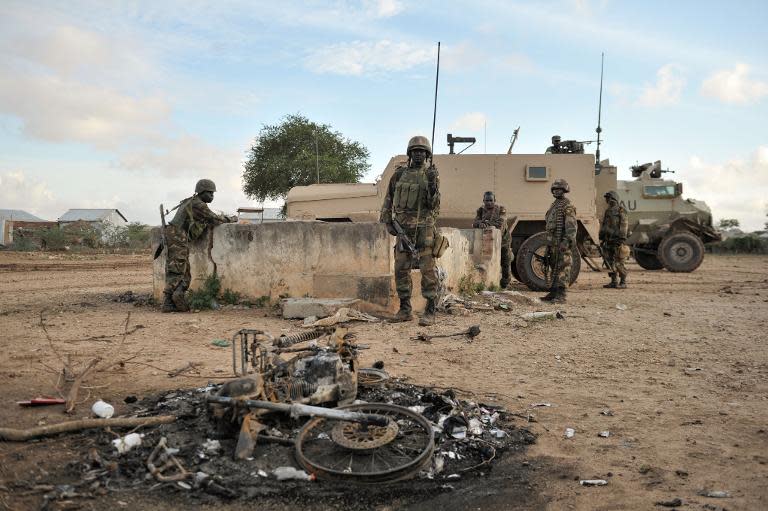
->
(717, 218, 740, 230)
(242, 114, 370, 202)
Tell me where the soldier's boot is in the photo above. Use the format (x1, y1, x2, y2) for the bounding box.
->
(171, 287, 190, 312)
(551, 286, 567, 304)
(161, 291, 177, 313)
(393, 298, 414, 322)
(418, 298, 437, 327)
(603, 273, 617, 289)
(500, 278, 510, 289)
(541, 286, 558, 301)
(617, 276, 627, 289)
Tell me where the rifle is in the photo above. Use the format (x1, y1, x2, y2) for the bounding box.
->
(153, 204, 168, 260)
(391, 219, 419, 261)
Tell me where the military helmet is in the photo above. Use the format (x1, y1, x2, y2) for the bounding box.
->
(195, 179, 217, 194)
(551, 178, 570, 192)
(552, 135, 561, 143)
(483, 191, 495, 201)
(604, 191, 619, 202)
(406, 135, 432, 156)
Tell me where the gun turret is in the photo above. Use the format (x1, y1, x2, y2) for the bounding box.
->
(631, 160, 675, 178)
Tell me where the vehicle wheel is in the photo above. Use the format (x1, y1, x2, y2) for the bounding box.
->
(515, 232, 581, 291)
(295, 403, 434, 483)
(632, 245, 664, 270)
(658, 231, 704, 272)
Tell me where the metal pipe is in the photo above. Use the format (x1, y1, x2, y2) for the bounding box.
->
(206, 396, 389, 427)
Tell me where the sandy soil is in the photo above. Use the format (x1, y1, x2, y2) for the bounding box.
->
(0, 251, 766, 510)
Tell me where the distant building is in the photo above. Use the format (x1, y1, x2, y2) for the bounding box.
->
(236, 207, 284, 224)
(0, 209, 51, 246)
(59, 209, 128, 227)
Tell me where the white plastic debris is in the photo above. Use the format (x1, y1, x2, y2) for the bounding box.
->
(564, 428, 575, 439)
(408, 405, 427, 414)
(194, 472, 209, 484)
(177, 481, 192, 490)
(521, 311, 563, 321)
(91, 400, 114, 419)
(202, 439, 221, 454)
(112, 433, 144, 454)
(598, 431, 611, 438)
(468, 418, 483, 436)
(433, 454, 445, 474)
(702, 490, 731, 498)
(580, 479, 608, 486)
(450, 427, 467, 440)
(615, 303, 627, 311)
(446, 473, 461, 480)
(489, 428, 507, 438)
(273, 466, 315, 481)
(257, 470, 268, 478)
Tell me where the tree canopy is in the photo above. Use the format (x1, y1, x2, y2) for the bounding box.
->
(717, 218, 740, 229)
(242, 114, 370, 202)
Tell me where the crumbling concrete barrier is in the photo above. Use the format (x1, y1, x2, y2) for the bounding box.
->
(152, 222, 500, 312)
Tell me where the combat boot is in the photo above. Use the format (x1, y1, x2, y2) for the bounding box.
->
(617, 276, 627, 289)
(161, 291, 177, 313)
(418, 298, 437, 326)
(541, 286, 558, 301)
(551, 286, 567, 304)
(500, 278, 510, 289)
(393, 298, 414, 322)
(603, 273, 617, 289)
(171, 287, 190, 312)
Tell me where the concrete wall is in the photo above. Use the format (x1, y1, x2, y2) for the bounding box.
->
(152, 222, 501, 312)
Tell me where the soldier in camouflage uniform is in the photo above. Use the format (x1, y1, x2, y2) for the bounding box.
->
(380, 135, 441, 326)
(473, 191, 513, 288)
(162, 179, 236, 313)
(599, 191, 629, 289)
(545, 135, 562, 154)
(541, 178, 577, 303)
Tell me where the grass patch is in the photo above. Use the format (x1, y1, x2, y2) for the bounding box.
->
(221, 288, 241, 305)
(187, 274, 222, 310)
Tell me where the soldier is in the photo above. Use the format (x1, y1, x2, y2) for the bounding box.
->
(162, 179, 236, 313)
(599, 191, 629, 289)
(541, 178, 577, 303)
(380, 135, 441, 326)
(545, 135, 562, 154)
(473, 191, 513, 288)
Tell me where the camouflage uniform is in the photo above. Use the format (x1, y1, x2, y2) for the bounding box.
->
(543, 188, 577, 300)
(380, 162, 441, 302)
(164, 195, 231, 303)
(473, 203, 512, 287)
(600, 195, 629, 287)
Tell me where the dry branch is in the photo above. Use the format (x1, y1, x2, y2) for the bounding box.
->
(0, 415, 176, 441)
(65, 357, 101, 414)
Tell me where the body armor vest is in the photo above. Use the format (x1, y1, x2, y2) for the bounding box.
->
(392, 166, 431, 223)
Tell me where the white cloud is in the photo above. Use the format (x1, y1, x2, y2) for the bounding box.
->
(451, 112, 488, 132)
(701, 63, 768, 105)
(367, 0, 404, 18)
(638, 64, 686, 106)
(0, 171, 58, 219)
(682, 146, 768, 231)
(305, 40, 433, 76)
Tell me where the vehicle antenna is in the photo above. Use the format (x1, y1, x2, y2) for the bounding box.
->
(431, 42, 441, 157)
(595, 52, 604, 175)
(507, 126, 520, 154)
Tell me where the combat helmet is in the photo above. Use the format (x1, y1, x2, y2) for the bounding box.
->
(195, 179, 217, 194)
(483, 191, 495, 201)
(406, 135, 432, 156)
(551, 178, 570, 193)
(604, 191, 619, 202)
(551, 135, 562, 144)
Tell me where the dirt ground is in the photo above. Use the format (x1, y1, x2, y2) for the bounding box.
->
(0, 251, 766, 510)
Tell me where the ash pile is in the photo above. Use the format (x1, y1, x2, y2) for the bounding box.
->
(39, 326, 534, 508)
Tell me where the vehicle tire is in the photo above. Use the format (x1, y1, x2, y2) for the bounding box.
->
(515, 232, 581, 291)
(658, 231, 705, 272)
(632, 245, 664, 270)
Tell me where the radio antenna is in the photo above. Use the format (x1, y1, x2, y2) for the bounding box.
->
(595, 52, 604, 174)
(431, 42, 441, 153)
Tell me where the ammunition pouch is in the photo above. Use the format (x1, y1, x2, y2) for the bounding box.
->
(619, 244, 630, 259)
(432, 232, 449, 258)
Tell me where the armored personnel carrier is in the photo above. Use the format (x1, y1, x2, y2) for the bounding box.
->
(616, 161, 720, 272)
(286, 146, 617, 291)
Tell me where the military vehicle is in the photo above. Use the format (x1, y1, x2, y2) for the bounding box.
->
(286, 147, 618, 291)
(616, 161, 720, 272)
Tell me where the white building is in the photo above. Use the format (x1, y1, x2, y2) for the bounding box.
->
(58, 209, 128, 227)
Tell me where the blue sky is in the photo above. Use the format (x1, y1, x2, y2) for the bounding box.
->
(1, 0, 767, 229)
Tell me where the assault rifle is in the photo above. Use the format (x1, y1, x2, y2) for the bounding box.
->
(391, 219, 419, 261)
(153, 204, 168, 260)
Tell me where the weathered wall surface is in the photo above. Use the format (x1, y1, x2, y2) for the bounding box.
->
(152, 222, 501, 312)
